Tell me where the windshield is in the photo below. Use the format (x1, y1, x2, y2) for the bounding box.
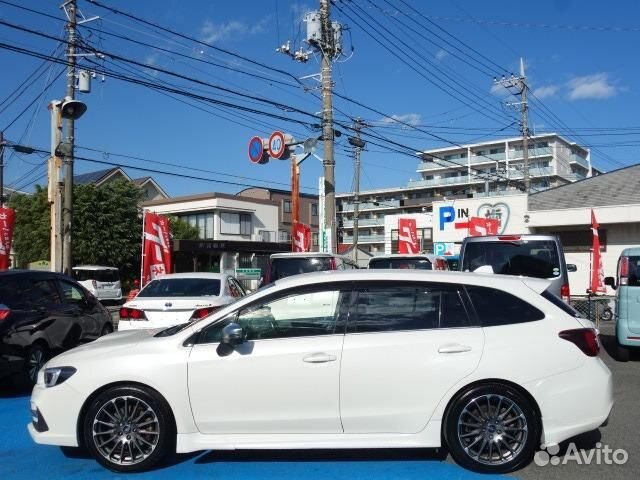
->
(462, 240, 561, 279)
(138, 278, 221, 297)
(270, 257, 333, 280)
(624, 256, 640, 287)
(73, 269, 119, 282)
(369, 258, 432, 270)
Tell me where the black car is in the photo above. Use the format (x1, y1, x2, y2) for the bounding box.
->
(0, 270, 114, 387)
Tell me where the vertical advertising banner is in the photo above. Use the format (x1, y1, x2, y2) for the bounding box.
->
(292, 223, 312, 252)
(398, 218, 419, 254)
(0, 207, 16, 270)
(590, 209, 606, 294)
(142, 212, 172, 286)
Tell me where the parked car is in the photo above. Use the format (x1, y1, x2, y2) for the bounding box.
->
(605, 247, 640, 361)
(368, 254, 449, 270)
(0, 270, 113, 386)
(460, 234, 577, 302)
(118, 273, 245, 331)
(72, 265, 122, 304)
(263, 252, 358, 284)
(29, 269, 611, 474)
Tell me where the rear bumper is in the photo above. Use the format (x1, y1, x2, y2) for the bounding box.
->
(525, 357, 613, 447)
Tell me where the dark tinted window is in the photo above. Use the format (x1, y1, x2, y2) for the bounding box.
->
(369, 258, 432, 270)
(27, 280, 62, 306)
(270, 257, 333, 280)
(541, 290, 583, 318)
(138, 278, 221, 297)
(467, 286, 544, 326)
(0, 277, 30, 308)
(351, 284, 470, 333)
(462, 240, 561, 279)
(72, 269, 119, 282)
(626, 256, 640, 287)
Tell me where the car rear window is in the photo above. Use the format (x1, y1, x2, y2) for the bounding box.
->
(466, 285, 545, 326)
(369, 258, 432, 270)
(73, 269, 119, 282)
(625, 256, 640, 287)
(138, 278, 221, 297)
(541, 290, 583, 318)
(462, 240, 561, 279)
(270, 257, 333, 280)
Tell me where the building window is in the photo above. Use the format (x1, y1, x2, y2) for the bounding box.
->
(283, 200, 292, 213)
(311, 203, 318, 216)
(279, 230, 291, 243)
(312, 232, 319, 247)
(182, 213, 214, 239)
(220, 212, 252, 236)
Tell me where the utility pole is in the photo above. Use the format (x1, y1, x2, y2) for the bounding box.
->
(62, 0, 77, 274)
(493, 57, 530, 192)
(348, 120, 366, 264)
(319, 0, 336, 252)
(48, 102, 63, 272)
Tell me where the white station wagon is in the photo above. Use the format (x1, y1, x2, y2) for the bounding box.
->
(29, 270, 613, 474)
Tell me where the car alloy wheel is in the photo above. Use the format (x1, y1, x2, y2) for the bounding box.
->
(26, 345, 47, 386)
(457, 394, 528, 466)
(92, 396, 160, 466)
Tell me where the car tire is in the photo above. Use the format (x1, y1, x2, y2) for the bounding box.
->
(100, 323, 114, 336)
(83, 385, 175, 473)
(24, 343, 48, 387)
(600, 308, 613, 322)
(615, 341, 630, 362)
(444, 383, 540, 474)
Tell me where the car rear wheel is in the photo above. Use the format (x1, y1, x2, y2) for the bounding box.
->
(444, 383, 539, 474)
(24, 343, 48, 387)
(83, 385, 175, 472)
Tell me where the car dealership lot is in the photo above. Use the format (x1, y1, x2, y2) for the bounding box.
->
(0, 322, 637, 480)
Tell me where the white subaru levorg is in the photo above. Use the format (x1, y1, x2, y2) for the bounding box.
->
(28, 270, 613, 474)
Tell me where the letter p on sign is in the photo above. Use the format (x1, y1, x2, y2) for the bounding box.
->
(439, 206, 455, 230)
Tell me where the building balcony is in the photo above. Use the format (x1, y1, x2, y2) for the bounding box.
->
(417, 148, 551, 172)
(342, 234, 386, 244)
(341, 218, 385, 228)
(409, 166, 556, 188)
(569, 154, 590, 170)
(508, 146, 552, 160)
(340, 199, 401, 212)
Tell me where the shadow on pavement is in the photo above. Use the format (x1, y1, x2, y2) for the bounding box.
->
(599, 333, 640, 362)
(195, 447, 448, 464)
(0, 382, 30, 399)
(552, 429, 602, 456)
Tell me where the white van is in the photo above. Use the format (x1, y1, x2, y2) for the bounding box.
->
(72, 265, 122, 303)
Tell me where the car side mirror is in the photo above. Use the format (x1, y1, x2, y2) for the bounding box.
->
(604, 276, 616, 289)
(567, 264, 577, 273)
(221, 322, 244, 346)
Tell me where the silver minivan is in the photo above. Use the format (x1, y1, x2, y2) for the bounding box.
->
(459, 234, 576, 302)
(72, 265, 122, 303)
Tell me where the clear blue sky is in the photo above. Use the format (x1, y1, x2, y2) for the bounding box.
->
(1, 0, 639, 197)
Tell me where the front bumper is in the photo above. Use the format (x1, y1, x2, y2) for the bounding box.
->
(28, 381, 83, 447)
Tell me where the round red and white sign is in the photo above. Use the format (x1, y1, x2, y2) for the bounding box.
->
(268, 131, 286, 159)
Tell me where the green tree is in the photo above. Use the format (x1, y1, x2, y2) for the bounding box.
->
(168, 215, 200, 240)
(8, 185, 50, 266)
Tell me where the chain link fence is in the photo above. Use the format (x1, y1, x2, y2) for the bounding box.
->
(570, 296, 615, 326)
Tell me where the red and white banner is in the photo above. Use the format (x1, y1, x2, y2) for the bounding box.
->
(398, 218, 419, 254)
(142, 212, 172, 286)
(0, 207, 16, 270)
(292, 223, 311, 252)
(455, 216, 500, 237)
(590, 209, 606, 294)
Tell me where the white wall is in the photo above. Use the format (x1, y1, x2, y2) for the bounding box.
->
(383, 212, 433, 254)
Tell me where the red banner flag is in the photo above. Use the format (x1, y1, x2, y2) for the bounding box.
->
(0, 207, 16, 270)
(398, 218, 419, 254)
(292, 223, 311, 252)
(142, 212, 172, 286)
(455, 216, 500, 237)
(590, 209, 606, 293)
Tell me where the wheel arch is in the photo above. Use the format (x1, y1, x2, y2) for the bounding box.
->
(76, 381, 177, 448)
(440, 378, 543, 447)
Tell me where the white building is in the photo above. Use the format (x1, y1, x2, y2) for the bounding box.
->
(337, 134, 596, 255)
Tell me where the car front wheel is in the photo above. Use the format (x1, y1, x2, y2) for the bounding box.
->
(83, 385, 175, 472)
(444, 383, 539, 474)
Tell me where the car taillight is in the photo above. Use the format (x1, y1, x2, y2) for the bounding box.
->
(92, 280, 98, 289)
(190, 306, 219, 321)
(559, 328, 600, 357)
(0, 306, 10, 321)
(560, 283, 570, 303)
(618, 256, 629, 286)
(498, 235, 521, 241)
(119, 307, 147, 320)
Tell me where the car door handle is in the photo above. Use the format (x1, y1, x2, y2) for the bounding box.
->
(303, 353, 337, 363)
(438, 344, 472, 354)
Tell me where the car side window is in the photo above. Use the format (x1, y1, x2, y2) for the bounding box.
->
(197, 314, 237, 344)
(237, 289, 341, 341)
(349, 283, 471, 333)
(59, 280, 86, 305)
(466, 286, 544, 326)
(26, 279, 62, 306)
(232, 279, 246, 296)
(227, 279, 241, 298)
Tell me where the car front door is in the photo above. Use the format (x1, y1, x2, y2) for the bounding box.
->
(339, 282, 485, 434)
(57, 279, 101, 339)
(188, 284, 348, 434)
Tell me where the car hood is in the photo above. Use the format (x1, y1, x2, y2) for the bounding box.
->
(45, 329, 161, 367)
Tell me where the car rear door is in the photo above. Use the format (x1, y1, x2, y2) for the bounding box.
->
(339, 281, 484, 434)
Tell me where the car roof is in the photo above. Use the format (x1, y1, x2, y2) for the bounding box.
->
(72, 265, 119, 271)
(270, 269, 550, 294)
(369, 254, 433, 260)
(0, 269, 61, 277)
(270, 252, 347, 259)
(150, 272, 229, 280)
(621, 247, 640, 256)
(462, 234, 560, 243)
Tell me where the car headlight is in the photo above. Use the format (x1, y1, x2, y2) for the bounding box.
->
(44, 367, 77, 388)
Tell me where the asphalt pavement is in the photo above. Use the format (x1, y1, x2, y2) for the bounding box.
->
(0, 320, 637, 479)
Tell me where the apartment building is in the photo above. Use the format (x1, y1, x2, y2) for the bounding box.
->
(337, 134, 595, 254)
